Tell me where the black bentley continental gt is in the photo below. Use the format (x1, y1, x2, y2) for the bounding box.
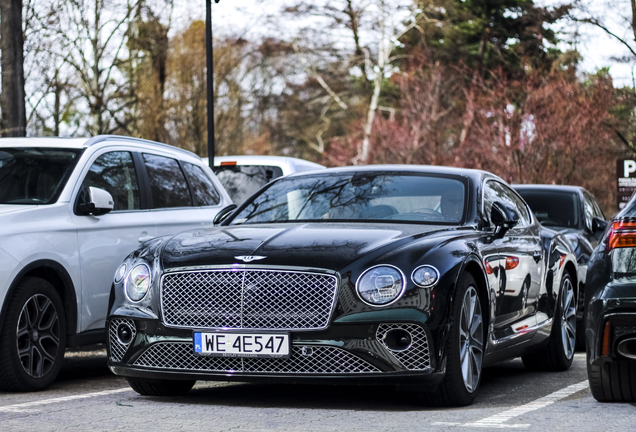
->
(107, 166, 578, 406)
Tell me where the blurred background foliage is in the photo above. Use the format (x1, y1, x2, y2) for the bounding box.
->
(17, 0, 636, 214)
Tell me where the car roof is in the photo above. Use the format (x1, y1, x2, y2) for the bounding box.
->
(513, 184, 584, 193)
(0, 135, 200, 159)
(285, 164, 499, 183)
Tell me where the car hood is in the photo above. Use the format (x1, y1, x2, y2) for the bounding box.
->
(161, 222, 456, 271)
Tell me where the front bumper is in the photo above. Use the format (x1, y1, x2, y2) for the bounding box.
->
(586, 280, 636, 365)
(107, 315, 443, 388)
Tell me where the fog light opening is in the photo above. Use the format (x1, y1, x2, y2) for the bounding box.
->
(383, 329, 412, 351)
(117, 323, 134, 345)
(617, 338, 636, 360)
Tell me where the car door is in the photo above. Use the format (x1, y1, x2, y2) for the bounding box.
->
(140, 153, 220, 238)
(483, 180, 542, 345)
(73, 150, 156, 332)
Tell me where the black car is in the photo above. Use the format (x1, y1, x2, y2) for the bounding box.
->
(107, 166, 577, 406)
(585, 194, 636, 402)
(514, 185, 608, 348)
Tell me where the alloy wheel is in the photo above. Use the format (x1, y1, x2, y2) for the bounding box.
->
(16, 294, 61, 378)
(459, 286, 484, 393)
(560, 277, 576, 360)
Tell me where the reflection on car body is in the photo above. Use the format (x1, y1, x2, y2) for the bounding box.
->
(107, 165, 577, 406)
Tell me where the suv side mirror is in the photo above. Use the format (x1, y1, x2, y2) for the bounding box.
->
(78, 186, 114, 216)
(213, 204, 237, 225)
(592, 217, 608, 238)
(491, 201, 519, 238)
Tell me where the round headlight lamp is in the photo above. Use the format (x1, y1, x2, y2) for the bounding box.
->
(125, 263, 151, 302)
(114, 263, 127, 284)
(412, 265, 440, 288)
(356, 265, 405, 306)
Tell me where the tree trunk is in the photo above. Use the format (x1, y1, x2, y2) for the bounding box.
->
(0, 0, 26, 137)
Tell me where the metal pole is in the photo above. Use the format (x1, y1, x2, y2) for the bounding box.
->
(206, 0, 217, 167)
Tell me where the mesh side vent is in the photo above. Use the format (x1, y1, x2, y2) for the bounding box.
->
(108, 319, 137, 362)
(376, 323, 431, 371)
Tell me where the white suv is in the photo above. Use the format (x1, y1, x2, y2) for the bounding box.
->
(0, 135, 232, 391)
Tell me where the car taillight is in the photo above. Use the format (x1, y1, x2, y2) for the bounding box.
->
(607, 220, 636, 252)
(220, 161, 237, 166)
(505, 256, 519, 270)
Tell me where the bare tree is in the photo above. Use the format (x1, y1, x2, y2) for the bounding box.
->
(1, 0, 26, 136)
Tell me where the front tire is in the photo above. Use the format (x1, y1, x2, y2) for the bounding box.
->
(0, 277, 67, 391)
(522, 271, 575, 371)
(420, 273, 484, 407)
(127, 378, 196, 396)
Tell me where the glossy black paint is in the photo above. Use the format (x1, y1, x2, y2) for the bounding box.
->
(107, 166, 577, 390)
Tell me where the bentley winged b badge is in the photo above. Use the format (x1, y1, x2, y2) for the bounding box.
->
(234, 255, 266, 263)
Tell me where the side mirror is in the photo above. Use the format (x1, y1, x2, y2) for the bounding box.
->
(78, 186, 114, 216)
(592, 217, 608, 238)
(491, 201, 519, 238)
(213, 203, 238, 225)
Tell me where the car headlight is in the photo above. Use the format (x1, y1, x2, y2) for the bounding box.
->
(411, 265, 440, 287)
(114, 263, 127, 283)
(125, 263, 151, 302)
(356, 265, 405, 306)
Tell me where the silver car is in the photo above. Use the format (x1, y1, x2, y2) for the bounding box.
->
(0, 135, 232, 391)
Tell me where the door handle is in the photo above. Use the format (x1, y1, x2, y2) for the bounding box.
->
(138, 231, 154, 243)
(533, 251, 542, 262)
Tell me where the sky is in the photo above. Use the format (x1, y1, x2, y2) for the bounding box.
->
(178, 0, 636, 88)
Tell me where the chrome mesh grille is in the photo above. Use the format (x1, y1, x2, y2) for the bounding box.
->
(132, 342, 380, 374)
(161, 269, 338, 330)
(376, 323, 431, 371)
(108, 319, 136, 362)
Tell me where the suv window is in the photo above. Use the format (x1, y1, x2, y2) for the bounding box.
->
(143, 153, 192, 208)
(484, 180, 531, 226)
(182, 162, 220, 206)
(214, 165, 284, 204)
(81, 151, 140, 211)
(517, 189, 579, 229)
(0, 147, 83, 205)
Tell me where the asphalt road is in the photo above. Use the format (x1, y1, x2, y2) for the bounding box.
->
(1, 348, 635, 431)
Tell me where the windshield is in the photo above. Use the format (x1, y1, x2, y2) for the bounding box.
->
(229, 172, 467, 225)
(0, 147, 83, 205)
(214, 165, 284, 204)
(516, 189, 579, 229)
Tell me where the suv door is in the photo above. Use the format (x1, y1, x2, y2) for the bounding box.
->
(141, 153, 221, 238)
(72, 150, 156, 331)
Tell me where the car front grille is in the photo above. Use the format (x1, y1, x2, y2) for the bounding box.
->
(160, 269, 338, 330)
(132, 342, 380, 374)
(376, 323, 431, 371)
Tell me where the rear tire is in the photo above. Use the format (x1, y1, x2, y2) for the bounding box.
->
(0, 277, 67, 391)
(588, 361, 636, 402)
(127, 378, 196, 396)
(419, 272, 484, 407)
(522, 272, 575, 371)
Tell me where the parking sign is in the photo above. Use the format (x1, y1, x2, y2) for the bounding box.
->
(617, 159, 636, 210)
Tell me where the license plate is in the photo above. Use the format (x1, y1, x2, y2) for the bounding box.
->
(193, 332, 290, 358)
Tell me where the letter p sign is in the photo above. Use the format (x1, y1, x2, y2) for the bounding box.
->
(625, 160, 636, 178)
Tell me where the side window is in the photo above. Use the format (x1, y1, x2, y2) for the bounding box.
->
(142, 153, 192, 208)
(583, 192, 596, 231)
(81, 151, 140, 211)
(483, 180, 531, 226)
(182, 162, 221, 206)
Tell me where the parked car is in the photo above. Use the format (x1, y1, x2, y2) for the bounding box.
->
(205, 155, 325, 204)
(107, 165, 577, 406)
(514, 185, 607, 349)
(585, 193, 636, 402)
(0, 135, 232, 391)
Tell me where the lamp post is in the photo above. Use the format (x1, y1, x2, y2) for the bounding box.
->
(206, 0, 220, 167)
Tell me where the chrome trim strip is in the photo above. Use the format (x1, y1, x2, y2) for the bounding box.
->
(493, 318, 553, 345)
(163, 264, 338, 275)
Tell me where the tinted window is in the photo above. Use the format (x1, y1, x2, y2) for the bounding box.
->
(81, 151, 140, 211)
(230, 173, 466, 225)
(484, 181, 531, 226)
(213, 165, 284, 204)
(0, 147, 82, 204)
(516, 190, 579, 229)
(182, 162, 220, 206)
(143, 153, 192, 208)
